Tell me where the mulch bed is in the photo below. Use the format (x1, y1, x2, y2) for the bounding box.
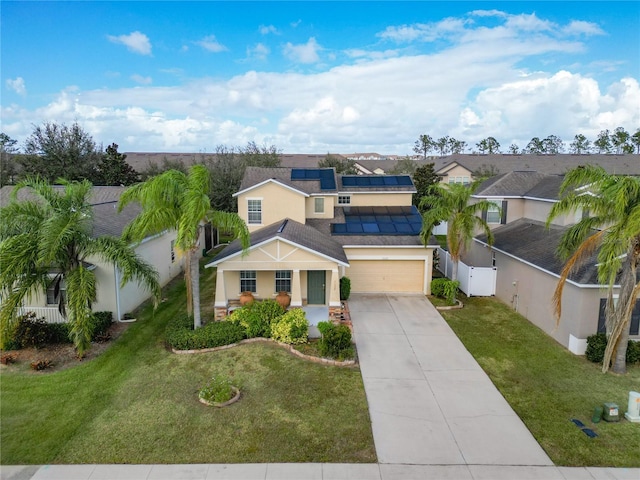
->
(0, 322, 129, 373)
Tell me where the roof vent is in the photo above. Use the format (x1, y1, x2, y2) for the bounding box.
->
(277, 219, 288, 233)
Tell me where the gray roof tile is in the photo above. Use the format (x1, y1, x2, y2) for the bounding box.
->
(239, 167, 338, 194)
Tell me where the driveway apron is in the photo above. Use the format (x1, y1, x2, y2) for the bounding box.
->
(350, 293, 553, 466)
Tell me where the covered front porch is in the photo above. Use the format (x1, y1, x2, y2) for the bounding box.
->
(211, 267, 343, 321)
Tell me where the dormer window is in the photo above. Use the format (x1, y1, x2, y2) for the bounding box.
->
(338, 195, 351, 205)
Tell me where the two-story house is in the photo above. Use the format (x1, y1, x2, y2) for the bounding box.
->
(207, 167, 438, 320)
(463, 171, 640, 354)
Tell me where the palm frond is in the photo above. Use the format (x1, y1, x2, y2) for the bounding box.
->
(65, 265, 97, 357)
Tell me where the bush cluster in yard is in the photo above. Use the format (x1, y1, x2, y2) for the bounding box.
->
(227, 299, 284, 338)
(166, 314, 246, 350)
(7, 311, 113, 350)
(317, 321, 354, 360)
(340, 276, 351, 301)
(431, 278, 460, 305)
(167, 302, 310, 349)
(585, 333, 640, 364)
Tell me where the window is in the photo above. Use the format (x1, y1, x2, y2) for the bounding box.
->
(486, 202, 502, 224)
(240, 270, 257, 293)
(275, 270, 291, 293)
(170, 240, 176, 263)
(247, 199, 262, 224)
(46, 282, 66, 305)
(338, 195, 351, 205)
(314, 197, 324, 214)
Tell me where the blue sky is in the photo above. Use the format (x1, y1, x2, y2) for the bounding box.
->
(2, 1, 639, 154)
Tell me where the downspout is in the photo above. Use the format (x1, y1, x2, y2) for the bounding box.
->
(114, 265, 122, 323)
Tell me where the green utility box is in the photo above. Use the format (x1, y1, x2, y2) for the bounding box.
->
(603, 402, 620, 422)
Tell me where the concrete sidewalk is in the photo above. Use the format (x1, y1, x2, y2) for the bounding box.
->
(349, 293, 552, 466)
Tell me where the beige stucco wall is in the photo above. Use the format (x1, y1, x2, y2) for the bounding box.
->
(439, 165, 472, 184)
(467, 240, 608, 349)
(305, 195, 335, 219)
(346, 192, 413, 206)
(237, 182, 306, 231)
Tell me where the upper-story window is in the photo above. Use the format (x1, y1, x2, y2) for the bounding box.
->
(449, 176, 470, 185)
(314, 197, 324, 214)
(247, 199, 262, 224)
(338, 195, 351, 205)
(486, 201, 502, 224)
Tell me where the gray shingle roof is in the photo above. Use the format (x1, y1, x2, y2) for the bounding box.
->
(475, 218, 599, 285)
(239, 167, 338, 194)
(0, 185, 139, 239)
(210, 218, 349, 265)
(474, 171, 549, 197)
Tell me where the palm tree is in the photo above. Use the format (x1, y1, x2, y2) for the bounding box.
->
(118, 165, 250, 328)
(547, 165, 640, 374)
(0, 177, 160, 356)
(419, 181, 495, 281)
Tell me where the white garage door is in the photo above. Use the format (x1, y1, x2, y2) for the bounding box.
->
(348, 260, 425, 293)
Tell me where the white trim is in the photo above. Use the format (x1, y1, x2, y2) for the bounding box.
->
(473, 238, 618, 289)
(233, 179, 310, 198)
(206, 236, 349, 268)
(347, 255, 429, 261)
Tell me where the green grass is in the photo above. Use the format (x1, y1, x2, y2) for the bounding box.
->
(439, 295, 640, 467)
(0, 259, 376, 464)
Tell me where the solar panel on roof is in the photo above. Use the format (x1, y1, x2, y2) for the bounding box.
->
(330, 205, 423, 236)
(384, 176, 399, 185)
(397, 176, 413, 186)
(342, 176, 358, 186)
(290, 168, 336, 190)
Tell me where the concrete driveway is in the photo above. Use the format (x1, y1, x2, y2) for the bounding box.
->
(349, 293, 553, 466)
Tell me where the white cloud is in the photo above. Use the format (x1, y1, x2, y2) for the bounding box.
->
(563, 20, 605, 36)
(246, 43, 270, 60)
(259, 24, 279, 35)
(290, 20, 302, 28)
(377, 18, 467, 43)
(195, 35, 228, 53)
(6, 77, 26, 96)
(283, 37, 321, 63)
(131, 74, 152, 85)
(107, 31, 152, 55)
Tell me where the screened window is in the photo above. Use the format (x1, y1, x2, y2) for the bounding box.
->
(338, 195, 351, 205)
(240, 270, 257, 293)
(486, 202, 501, 224)
(247, 199, 262, 224)
(275, 270, 292, 293)
(314, 197, 325, 213)
(46, 283, 66, 305)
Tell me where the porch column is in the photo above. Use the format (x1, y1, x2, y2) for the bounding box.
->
(329, 269, 341, 307)
(214, 269, 228, 320)
(291, 269, 302, 307)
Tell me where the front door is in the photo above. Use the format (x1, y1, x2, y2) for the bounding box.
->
(307, 271, 326, 305)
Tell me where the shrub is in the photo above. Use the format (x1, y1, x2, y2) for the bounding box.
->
(30, 359, 53, 371)
(271, 308, 308, 345)
(431, 278, 460, 305)
(585, 333, 640, 364)
(13, 312, 70, 348)
(166, 314, 246, 350)
(431, 278, 447, 298)
(340, 276, 351, 301)
(317, 321, 354, 360)
(90, 312, 113, 339)
(227, 300, 284, 338)
(199, 375, 235, 404)
(1, 353, 17, 365)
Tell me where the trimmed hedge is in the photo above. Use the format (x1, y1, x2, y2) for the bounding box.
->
(340, 276, 351, 301)
(8, 311, 113, 349)
(227, 300, 284, 338)
(166, 314, 246, 350)
(585, 333, 640, 365)
(271, 309, 308, 345)
(317, 321, 354, 360)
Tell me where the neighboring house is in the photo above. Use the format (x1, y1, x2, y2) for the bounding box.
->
(0, 186, 201, 323)
(463, 171, 640, 354)
(206, 167, 438, 320)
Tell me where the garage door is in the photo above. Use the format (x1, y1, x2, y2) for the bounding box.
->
(348, 260, 425, 293)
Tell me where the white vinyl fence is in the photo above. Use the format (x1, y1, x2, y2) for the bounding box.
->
(436, 247, 496, 296)
(17, 306, 66, 323)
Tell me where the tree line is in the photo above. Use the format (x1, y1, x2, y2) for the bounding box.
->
(413, 127, 640, 158)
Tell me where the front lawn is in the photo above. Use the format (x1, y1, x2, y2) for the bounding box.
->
(0, 259, 376, 464)
(439, 295, 640, 467)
